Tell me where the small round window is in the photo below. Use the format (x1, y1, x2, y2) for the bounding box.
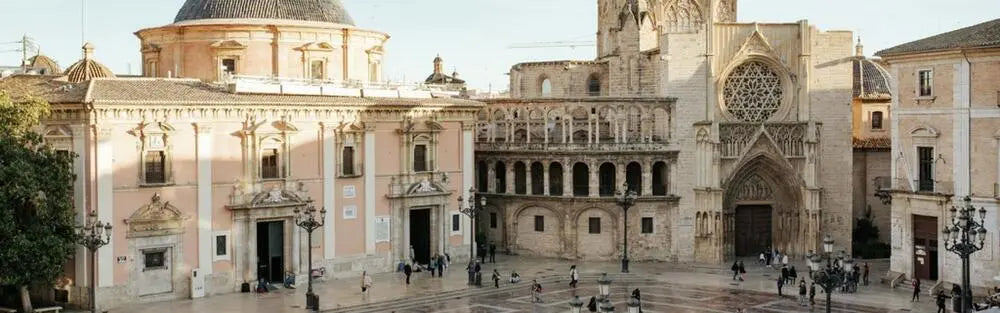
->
(723, 61, 784, 123)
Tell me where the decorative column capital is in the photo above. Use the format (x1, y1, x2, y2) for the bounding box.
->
(462, 121, 477, 131)
(94, 124, 114, 139)
(193, 123, 214, 134)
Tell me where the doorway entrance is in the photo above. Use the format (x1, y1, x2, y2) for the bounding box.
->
(735, 205, 772, 257)
(409, 209, 431, 265)
(256, 221, 285, 283)
(912, 215, 939, 280)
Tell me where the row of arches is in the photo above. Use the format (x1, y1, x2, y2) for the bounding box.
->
(536, 73, 603, 97)
(476, 159, 671, 197)
(477, 104, 671, 144)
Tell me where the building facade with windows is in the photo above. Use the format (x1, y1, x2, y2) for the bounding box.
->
(851, 40, 893, 244)
(877, 18, 1000, 289)
(0, 0, 481, 310)
(478, 0, 855, 264)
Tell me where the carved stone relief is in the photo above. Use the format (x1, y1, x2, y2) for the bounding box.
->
(125, 194, 188, 238)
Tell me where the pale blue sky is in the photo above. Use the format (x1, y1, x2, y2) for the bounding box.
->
(1, 0, 997, 90)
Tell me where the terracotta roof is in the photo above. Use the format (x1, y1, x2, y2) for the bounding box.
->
(86, 78, 483, 107)
(852, 58, 892, 100)
(853, 137, 891, 150)
(876, 18, 1000, 56)
(174, 0, 354, 25)
(64, 43, 115, 83)
(0, 75, 88, 104)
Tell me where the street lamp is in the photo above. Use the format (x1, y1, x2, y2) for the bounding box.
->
(810, 234, 847, 313)
(569, 296, 584, 313)
(615, 183, 637, 273)
(943, 196, 989, 313)
(76, 210, 112, 313)
(598, 273, 613, 301)
(293, 204, 326, 311)
(457, 188, 486, 275)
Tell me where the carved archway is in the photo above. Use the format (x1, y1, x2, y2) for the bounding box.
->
(722, 153, 806, 258)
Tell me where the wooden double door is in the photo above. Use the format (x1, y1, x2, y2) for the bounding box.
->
(735, 205, 773, 257)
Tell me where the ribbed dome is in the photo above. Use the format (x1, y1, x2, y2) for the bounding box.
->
(852, 58, 892, 100)
(28, 54, 61, 75)
(174, 0, 355, 25)
(64, 43, 115, 83)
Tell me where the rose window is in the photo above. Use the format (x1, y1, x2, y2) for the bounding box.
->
(723, 61, 784, 123)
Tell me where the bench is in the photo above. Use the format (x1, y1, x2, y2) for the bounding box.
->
(0, 307, 16, 313)
(35, 306, 63, 313)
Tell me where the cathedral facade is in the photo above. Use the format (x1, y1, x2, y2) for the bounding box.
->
(477, 0, 855, 263)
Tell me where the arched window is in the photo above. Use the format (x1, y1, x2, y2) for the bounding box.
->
(599, 162, 616, 196)
(587, 74, 601, 96)
(652, 161, 668, 196)
(514, 161, 527, 194)
(573, 163, 589, 196)
(477, 161, 489, 192)
(495, 162, 507, 193)
(871, 111, 884, 130)
(531, 162, 544, 195)
(626, 162, 642, 195)
(550, 162, 564, 196)
(541, 78, 553, 97)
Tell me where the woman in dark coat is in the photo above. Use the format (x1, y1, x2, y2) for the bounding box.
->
(587, 296, 598, 312)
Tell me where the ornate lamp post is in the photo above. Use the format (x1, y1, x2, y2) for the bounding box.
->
(568, 295, 584, 313)
(457, 187, 486, 267)
(600, 299, 615, 313)
(615, 183, 637, 273)
(809, 235, 847, 313)
(293, 204, 326, 311)
(597, 273, 613, 301)
(943, 196, 989, 313)
(77, 210, 112, 313)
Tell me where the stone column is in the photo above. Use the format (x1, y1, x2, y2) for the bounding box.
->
(487, 161, 496, 193)
(668, 160, 677, 195)
(616, 162, 626, 193)
(564, 159, 574, 197)
(506, 161, 515, 195)
(321, 124, 337, 259)
(195, 124, 214, 277)
(364, 125, 376, 255)
(543, 162, 550, 196)
(589, 161, 599, 197)
(95, 125, 114, 287)
(525, 159, 533, 195)
(642, 159, 653, 196)
(69, 124, 88, 286)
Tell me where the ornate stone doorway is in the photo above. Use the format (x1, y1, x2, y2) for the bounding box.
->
(256, 221, 285, 283)
(734, 205, 772, 257)
(409, 208, 432, 265)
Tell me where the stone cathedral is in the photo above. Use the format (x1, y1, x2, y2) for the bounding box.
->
(475, 0, 854, 264)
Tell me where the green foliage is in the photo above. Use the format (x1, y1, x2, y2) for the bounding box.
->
(852, 206, 890, 259)
(0, 92, 77, 289)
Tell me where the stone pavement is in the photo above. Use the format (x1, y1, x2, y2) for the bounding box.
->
(93, 255, 939, 313)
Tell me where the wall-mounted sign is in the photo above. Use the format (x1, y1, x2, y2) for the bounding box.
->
(374, 216, 391, 243)
(343, 185, 356, 198)
(116, 256, 128, 264)
(343, 205, 357, 219)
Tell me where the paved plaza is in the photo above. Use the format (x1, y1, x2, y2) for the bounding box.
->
(100, 256, 938, 313)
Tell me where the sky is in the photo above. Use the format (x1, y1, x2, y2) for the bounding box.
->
(1, 0, 997, 91)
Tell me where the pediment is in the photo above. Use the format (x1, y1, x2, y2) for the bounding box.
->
(142, 43, 162, 54)
(297, 42, 335, 52)
(407, 178, 445, 195)
(909, 126, 940, 138)
(367, 45, 385, 55)
(127, 120, 175, 137)
(125, 194, 188, 238)
(337, 120, 365, 132)
(736, 28, 778, 59)
(211, 40, 247, 50)
(250, 186, 306, 207)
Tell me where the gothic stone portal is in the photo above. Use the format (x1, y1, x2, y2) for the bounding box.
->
(724, 155, 808, 259)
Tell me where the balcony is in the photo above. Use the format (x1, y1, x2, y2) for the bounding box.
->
(475, 141, 671, 152)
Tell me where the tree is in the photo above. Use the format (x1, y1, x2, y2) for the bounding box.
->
(0, 91, 78, 312)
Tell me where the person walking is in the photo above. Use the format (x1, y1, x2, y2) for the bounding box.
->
(492, 269, 501, 288)
(531, 279, 543, 303)
(429, 254, 437, 277)
(777, 275, 785, 296)
(798, 280, 808, 306)
(731, 261, 740, 280)
(738, 260, 746, 281)
(788, 266, 798, 285)
(632, 288, 643, 313)
(466, 261, 476, 285)
(587, 296, 598, 312)
(569, 265, 580, 288)
(361, 271, 372, 298)
(936, 290, 949, 313)
(489, 243, 496, 263)
(479, 244, 487, 264)
(863, 262, 870, 286)
(781, 265, 789, 284)
(403, 263, 413, 285)
(809, 282, 816, 306)
(781, 253, 789, 269)
(436, 254, 444, 277)
(758, 251, 766, 265)
(911, 278, 921, 302)
(474, 260, 483, 286)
